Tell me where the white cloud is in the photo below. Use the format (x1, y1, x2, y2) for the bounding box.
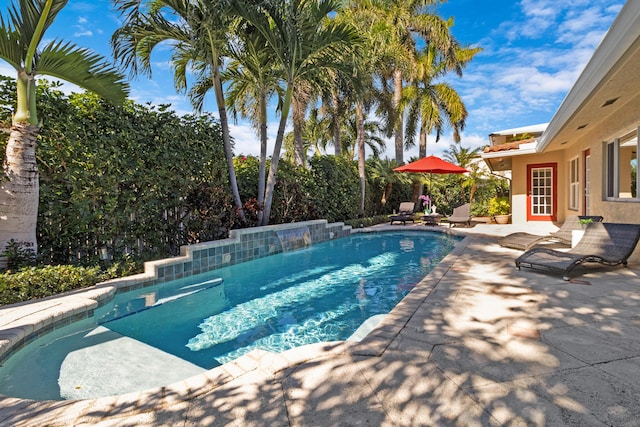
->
(73, 30, 93, 37)
(73, 16, 94, 38)
(230, 123, 262, 156)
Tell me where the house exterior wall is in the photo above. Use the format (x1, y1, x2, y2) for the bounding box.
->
(510, 150, 567, 225)
(511, 91, 640, 226)
(574, 93, 640, 224)
(510, 95, 640, 261)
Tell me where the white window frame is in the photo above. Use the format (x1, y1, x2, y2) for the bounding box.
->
(605, 126, 639, 201)
(569, 157, 579, 210)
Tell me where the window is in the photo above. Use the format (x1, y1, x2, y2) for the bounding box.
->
(606, 127, 638, 200)
(569, 157, 579, 210)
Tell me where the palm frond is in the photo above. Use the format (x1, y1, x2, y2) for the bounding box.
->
(0, 17, 22, 69)
(37, 40, 129, 104)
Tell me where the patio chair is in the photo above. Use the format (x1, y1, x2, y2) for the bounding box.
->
(515, 222, 640, 280)
(389, 202, 415, 225)
(445, 203, 471, 228)
(500, 215, 604, 250)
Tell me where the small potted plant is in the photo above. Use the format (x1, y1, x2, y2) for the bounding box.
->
(487, 197, 511, 224)
(419, 194, 431, 214)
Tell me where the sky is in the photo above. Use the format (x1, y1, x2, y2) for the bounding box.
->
(0, 0, 626, 161)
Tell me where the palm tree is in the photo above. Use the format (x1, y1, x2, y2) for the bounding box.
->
(368, 158, 411, 207)
(366, 0, 457, 164)
(341, 111, 386, 160)
(404, 44, 479, 157)
(232, 0, 359, 225)
(443, 144, 482, 202)
(224, 29, 283, 222)
(111, 0, 246, 221)
(0, 0, 129, 256)
(301, 107, 332, 157)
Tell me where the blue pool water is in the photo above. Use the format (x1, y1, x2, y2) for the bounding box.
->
(0, 231, 459, 400)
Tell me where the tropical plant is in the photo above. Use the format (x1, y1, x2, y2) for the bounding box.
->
(341, 111, 386, 160)
(364, 0, 457, 164)
(337, 2, 386, 216)
(232, 0, 360, 225)
(111, 0, 246, 222)
(442, 144, 481, 195)
(0, 0, 129, 257)
(404, 43, 480, 157)
(487, 197, 510, 216)
(283, 106, 331, 161)
(225, 28, 283, 222)
(368, 158, 411, 207)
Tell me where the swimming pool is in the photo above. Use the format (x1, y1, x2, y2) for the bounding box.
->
(0, 231, 460, 400)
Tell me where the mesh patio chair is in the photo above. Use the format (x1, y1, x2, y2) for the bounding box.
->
(515, 222, 640, 280)
(389, 202, 416, 225)
(500, 215, 604, 250)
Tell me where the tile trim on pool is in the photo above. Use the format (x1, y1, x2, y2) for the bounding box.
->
(0, 220, 351, 364)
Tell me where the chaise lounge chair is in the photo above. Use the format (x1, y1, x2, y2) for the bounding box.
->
(500, 215, 604, 250)
(515, 222, 640, 280)
(389, 202, 415, 225)
(446, 203, 471, 228)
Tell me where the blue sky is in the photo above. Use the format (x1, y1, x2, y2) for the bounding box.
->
(0, 0, 625, 160)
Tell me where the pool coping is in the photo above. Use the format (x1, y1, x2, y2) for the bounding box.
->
(0, 224, 465, 424)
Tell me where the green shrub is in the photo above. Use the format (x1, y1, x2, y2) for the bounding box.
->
(309, 156, 360, 222)
(1, 239, 36, 271)
(343, 215, 390, 228)
(0, 265, 107, 305)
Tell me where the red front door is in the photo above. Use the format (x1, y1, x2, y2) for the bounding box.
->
(526, 163, 557, 221)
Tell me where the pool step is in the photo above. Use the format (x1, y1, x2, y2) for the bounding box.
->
(58, 326, 205, 400)
(347, 314, 387, 342)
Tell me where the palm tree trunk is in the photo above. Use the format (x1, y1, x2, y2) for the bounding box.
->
(261, 86, 293, 226)
(332, 90, 342, 156)
(356, 101, 366, 216)
(257, 93, 268, 222)
(417, 124, 428, 200)
(393, 69, 404, 164)
(218, 105, 246, 223)
(292, 97, 306, 167)
(419, 124, 427, 157)
(210, 46, 245, 223)
(381, 182, 392, 207)
(0, 122, 40, 258)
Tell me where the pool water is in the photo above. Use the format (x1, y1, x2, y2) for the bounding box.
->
(0, 231, 459, 400)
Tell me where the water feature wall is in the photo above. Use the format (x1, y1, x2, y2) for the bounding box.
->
(275, 226, 312, 252)
(90, 221, 348, 293)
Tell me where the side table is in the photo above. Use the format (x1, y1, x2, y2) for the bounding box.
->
(421, 214, 442, 225)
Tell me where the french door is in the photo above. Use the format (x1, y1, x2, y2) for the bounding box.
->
(526, 163, 557, 221)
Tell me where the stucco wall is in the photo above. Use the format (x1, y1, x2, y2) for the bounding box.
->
(566, 92, 640, 224)
(509, 93, 640, 261)
(510, 150, 568, 225)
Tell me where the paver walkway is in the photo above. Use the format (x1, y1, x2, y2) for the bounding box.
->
(1, 223, 640, 426)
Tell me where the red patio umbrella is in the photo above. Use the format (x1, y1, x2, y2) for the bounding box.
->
(393, 155, 469, 174)
(394, 155, 469, 212)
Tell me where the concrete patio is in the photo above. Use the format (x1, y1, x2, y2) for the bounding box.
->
(1, 222, 640, 426)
